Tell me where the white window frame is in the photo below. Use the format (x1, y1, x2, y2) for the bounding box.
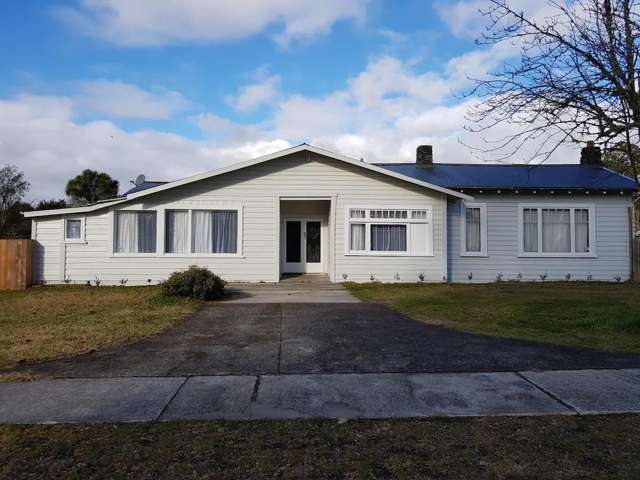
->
(517, 203, 597, 258)
(111, 205, 244, 258)
(63, 217, 86, 243)
(163, 206, 244, 258)
(460, 202, 487, 257)
(111, 210, 159, 256)
(344, 206, 434, 257)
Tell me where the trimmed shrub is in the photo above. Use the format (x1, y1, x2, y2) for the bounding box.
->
(161, 266, 225, 300)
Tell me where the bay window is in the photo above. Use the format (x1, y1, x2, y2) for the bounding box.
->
(519, 204, 595, 257)
(115, 211, 157, 253)
(346, 207, 433, 256)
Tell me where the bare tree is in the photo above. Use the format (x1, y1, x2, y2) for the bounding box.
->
(0, 165, 30, 236)
(466, 0, 640, 183)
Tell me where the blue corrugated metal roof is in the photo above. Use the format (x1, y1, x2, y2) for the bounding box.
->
(374, 163, 638, 191)
(123, 181, 168, 195)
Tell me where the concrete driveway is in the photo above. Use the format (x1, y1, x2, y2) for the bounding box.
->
(16, 283, 640, 379)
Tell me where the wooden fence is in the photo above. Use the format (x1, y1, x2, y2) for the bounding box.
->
(0, 239, 34, 290)
(633, 238, 640, 282)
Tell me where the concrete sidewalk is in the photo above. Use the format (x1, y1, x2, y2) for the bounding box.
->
(1, 368, 639, 424)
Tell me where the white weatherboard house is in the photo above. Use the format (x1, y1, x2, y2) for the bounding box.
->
(24, 144, 637, 285)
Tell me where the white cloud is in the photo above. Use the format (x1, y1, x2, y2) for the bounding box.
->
(436, 0, 558, 39)
(6, 45, 582, 202)
(74, 80, 190, 120)
(54, 0, 368, 47)
(0, 94, 286, 201)
(229, 74, 281, 112)
(268, 52, 579, 165)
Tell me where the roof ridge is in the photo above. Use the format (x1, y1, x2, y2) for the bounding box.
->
(373, 162, 587, 167)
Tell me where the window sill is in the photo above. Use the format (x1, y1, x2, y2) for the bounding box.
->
(517, 253, 597, 259)
(110, 253, 245, 259)
(64, 240, 87, 244)
(344, 252, 434, 257)
(163, 254, 245, 259)
(460, 253, 488, 257)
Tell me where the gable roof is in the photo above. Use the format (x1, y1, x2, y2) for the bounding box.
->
(123, 144, 472, 201)
(23, 144, 472, 218)
(376, 163, 638, 192)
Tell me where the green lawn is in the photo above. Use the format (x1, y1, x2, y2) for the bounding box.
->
(0, 286, 198, 371)
(346, 282, 640, 352)
(2, 415, 639, 479)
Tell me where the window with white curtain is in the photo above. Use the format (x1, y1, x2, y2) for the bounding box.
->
(192, 210, 238, 254)
(165, 210, 189, 254)
(519, 204, 595, 257)
(371, 224, 407, 251)
(574, 208, 590, 253)
(350, 223, 365, 251)
(64, 218, 83, 242)
(523, 208, 538, 253)
(114, 211, 157, 253)
(346, 206, 433, 256)
(460, 202, 487, 256)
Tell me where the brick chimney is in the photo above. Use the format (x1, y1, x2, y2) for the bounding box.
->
(416, 145, 433, 166)
(580, 141, 602, 166)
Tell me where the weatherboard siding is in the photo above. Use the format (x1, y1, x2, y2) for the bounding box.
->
(33, 152, 447, 285)
(447, 194, 632, 282)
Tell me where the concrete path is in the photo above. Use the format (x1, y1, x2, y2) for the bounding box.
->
(1, 368, 639, 424)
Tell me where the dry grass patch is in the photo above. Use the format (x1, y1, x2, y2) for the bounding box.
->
(0, 286, 198, 369)
(347, 282, 640, 352)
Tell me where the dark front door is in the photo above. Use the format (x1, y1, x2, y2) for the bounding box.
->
(306, 221, 321, 263)
(283, 219, 323, 273)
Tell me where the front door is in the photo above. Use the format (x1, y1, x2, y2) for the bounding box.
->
(284, 219, 323, 273)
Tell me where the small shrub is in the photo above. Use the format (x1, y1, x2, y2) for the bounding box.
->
(162, 266, 225, 300)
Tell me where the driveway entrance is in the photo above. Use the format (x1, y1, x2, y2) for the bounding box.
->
(14, 282, 640, 379)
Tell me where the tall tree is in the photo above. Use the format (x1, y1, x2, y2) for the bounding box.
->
(0, 165, 30, 237)
(466, 0, 640, 183)
(35, 199, 67, 210)
(3, 199, 67, 239)
(65, 169, 119, 205)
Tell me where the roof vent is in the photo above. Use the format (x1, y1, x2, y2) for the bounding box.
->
(580, 142, 602, 166)
(134, 174, 146, 186)
(416, 145, 433, 166)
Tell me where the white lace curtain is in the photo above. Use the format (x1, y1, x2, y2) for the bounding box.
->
(116, 211, 156, 253)
(350, 224, 365, 250)
(193, 210, 237, 254)
(523, 209, 539, 253)
(575, 209, 589, 253)
(165, 211, 189, 254)
(65, 219, 81, 239)
(465, 207, 481, 252)
(371, 224, 406, 251)
(542, 208, 571, 253)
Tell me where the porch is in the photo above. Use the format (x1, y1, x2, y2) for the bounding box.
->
(278, 198, 333, 281)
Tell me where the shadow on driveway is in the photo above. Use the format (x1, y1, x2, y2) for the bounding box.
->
(9, 302, 640, 378)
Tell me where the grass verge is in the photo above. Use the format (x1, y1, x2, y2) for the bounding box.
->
(1, 415, 639, 479)
(346, 282, 640, 352)
(0, 286, 198, 370)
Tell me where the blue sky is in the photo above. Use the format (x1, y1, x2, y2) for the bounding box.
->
(1, 0, 565, 200)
